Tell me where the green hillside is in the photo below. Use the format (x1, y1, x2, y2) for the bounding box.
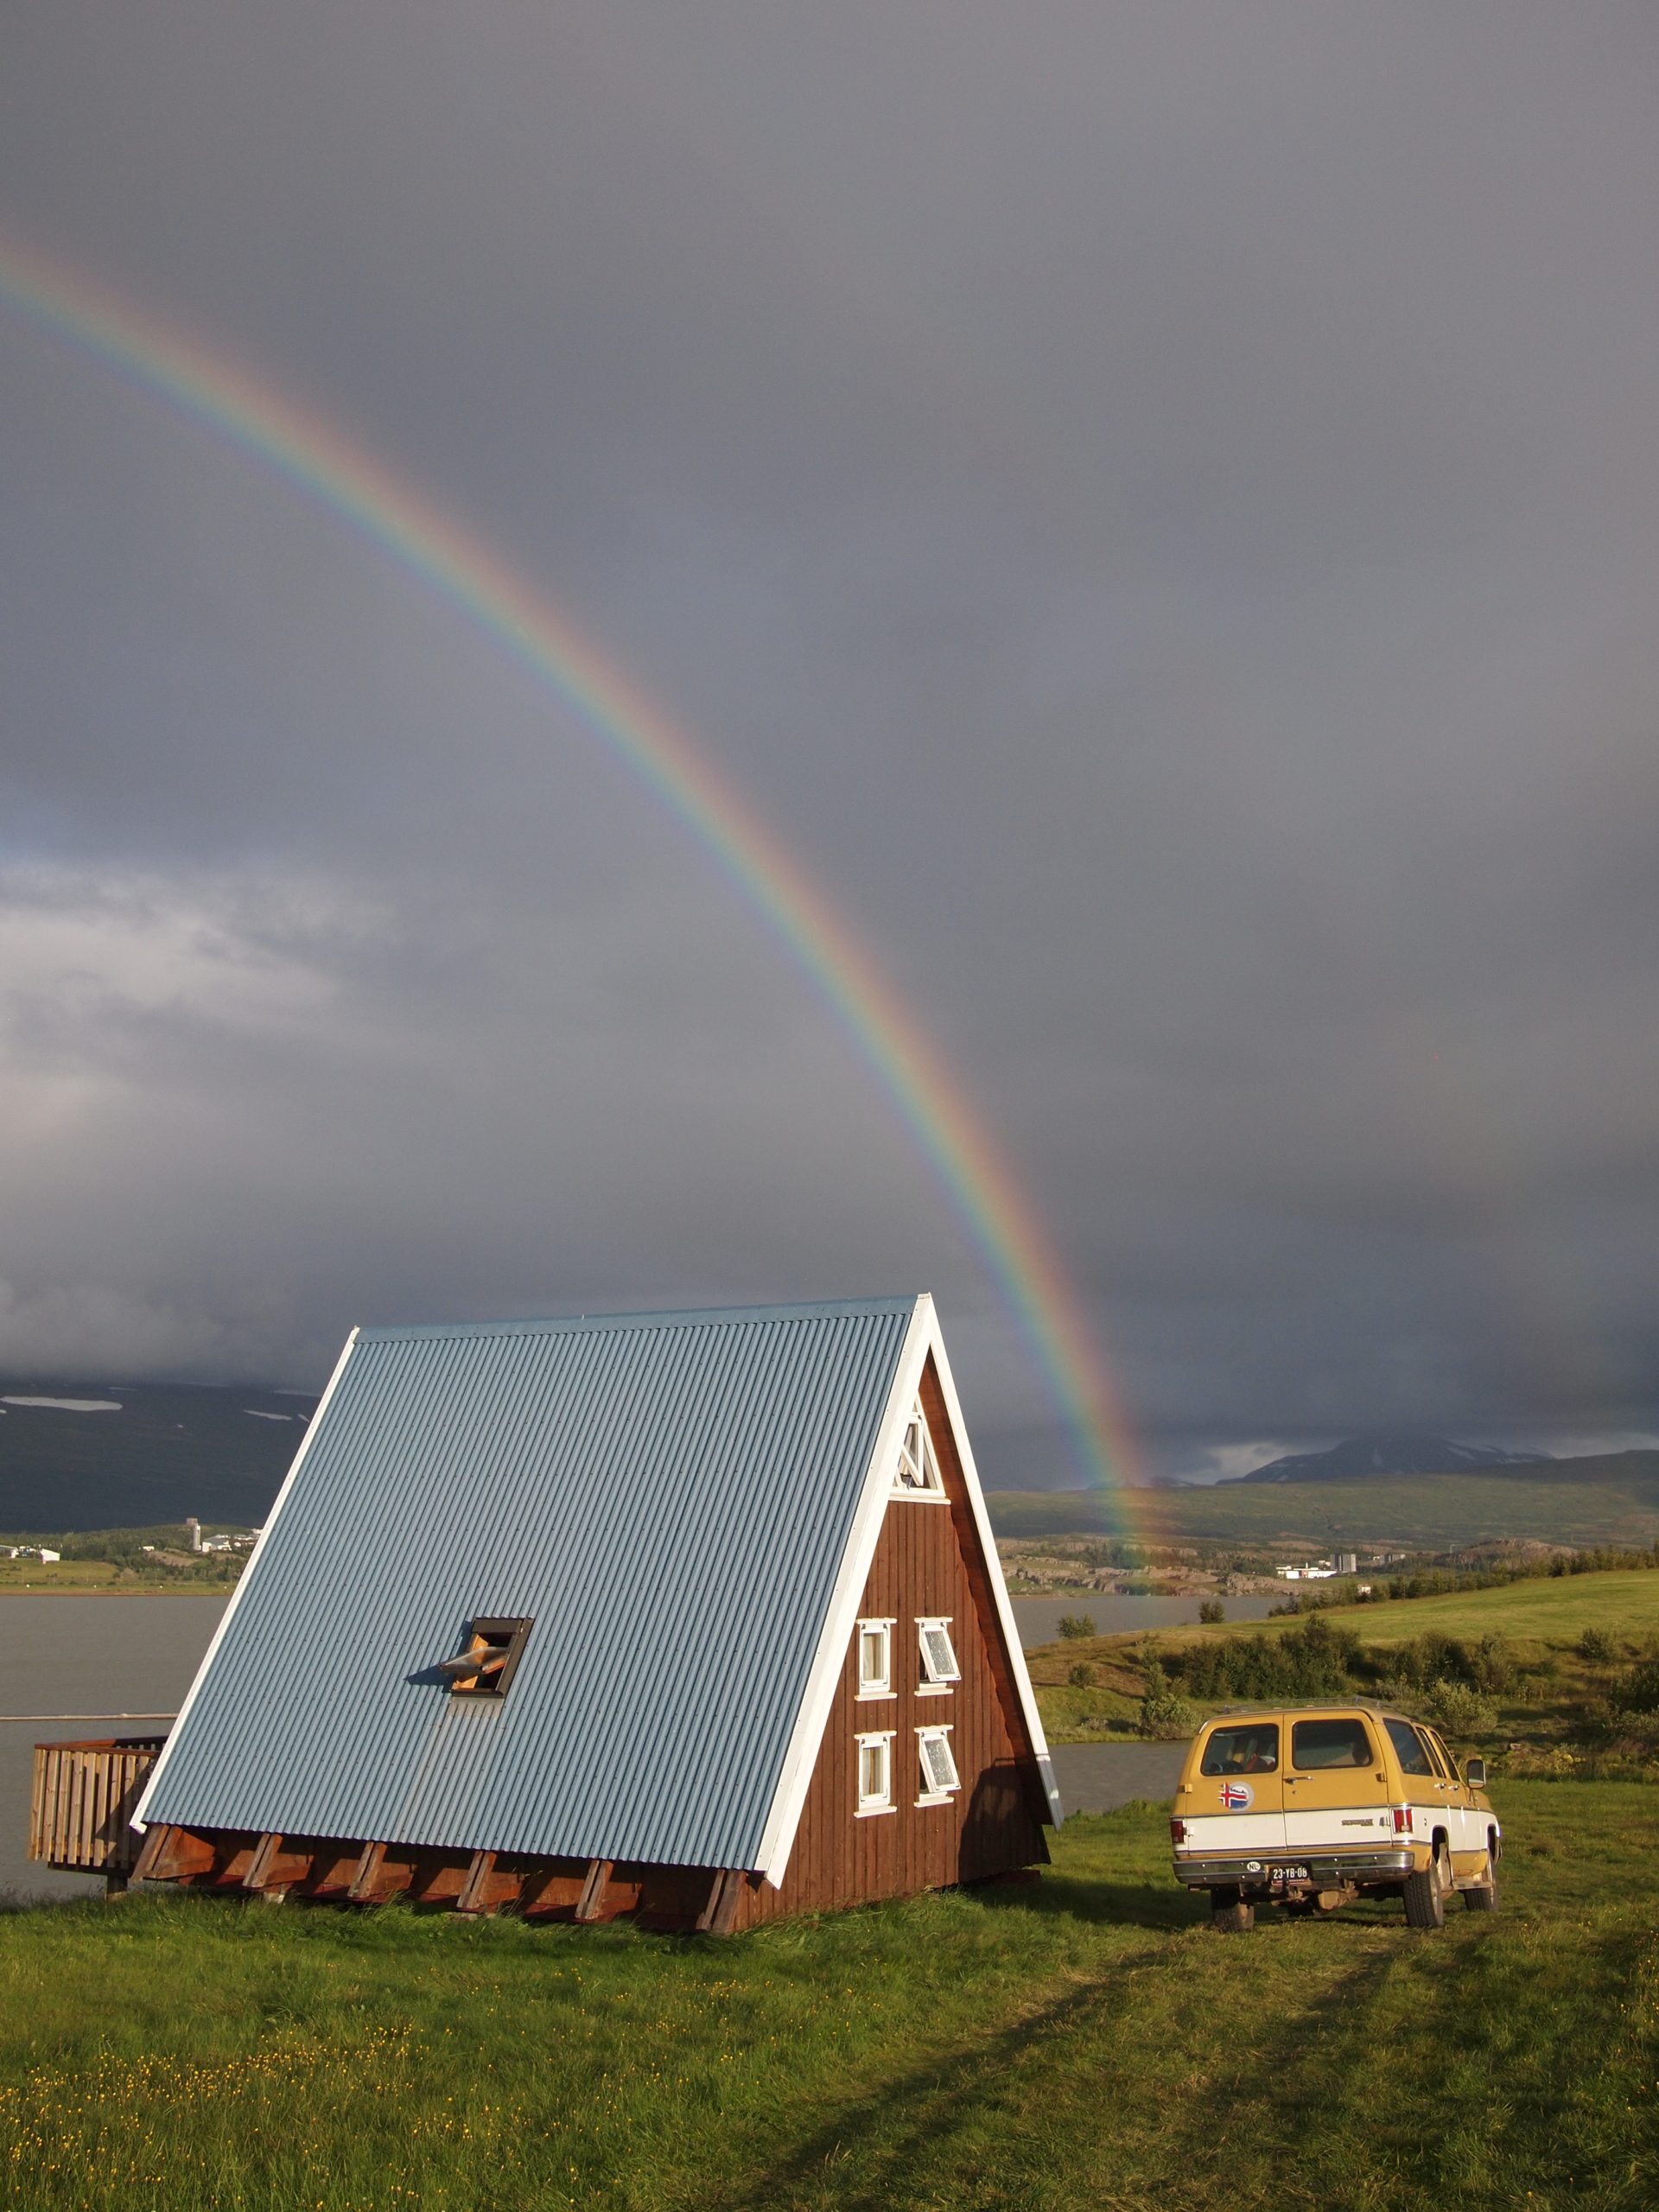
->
(988, 1459, 1659, 1549)
(0, 1382, 316, 1532)
(1132, 1567, 1659, 1655)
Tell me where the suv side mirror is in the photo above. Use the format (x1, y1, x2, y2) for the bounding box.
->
(1465, 1757, 1486, 1788)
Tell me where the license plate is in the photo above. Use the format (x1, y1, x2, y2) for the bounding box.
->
(1268, 1865, 1310, 1884)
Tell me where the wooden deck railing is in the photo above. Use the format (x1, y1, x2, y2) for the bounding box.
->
(29, 1737, 167, 1892)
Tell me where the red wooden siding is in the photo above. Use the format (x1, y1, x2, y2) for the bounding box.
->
(732, 1354, 1048, 1928)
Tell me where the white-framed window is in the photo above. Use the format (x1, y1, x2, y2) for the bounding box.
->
(855, 1731, 896, 1816)
(917, 1616, 960, 1692)
(916, 1725, 960, 1804)
(891, 1402, 945, 1497)
(856, 1618, 895, 1698)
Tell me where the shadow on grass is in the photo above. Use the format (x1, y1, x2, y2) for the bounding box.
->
(969, 1868, 1205, 1932)
(715, 1928, 1406, 2212)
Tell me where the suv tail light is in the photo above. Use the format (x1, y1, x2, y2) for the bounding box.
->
(1170, 1818, 1187, 1845)
(1392, 1805, 1413, 1834)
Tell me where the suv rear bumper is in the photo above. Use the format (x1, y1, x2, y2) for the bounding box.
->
(1173, 1849, 1415, 1886)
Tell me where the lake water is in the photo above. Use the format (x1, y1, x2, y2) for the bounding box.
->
(0, 1588, 1213, 1898)
(0, 1593, 227, 1898)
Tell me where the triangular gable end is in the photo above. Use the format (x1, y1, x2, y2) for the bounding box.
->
(753, 1294, 1063, 1887)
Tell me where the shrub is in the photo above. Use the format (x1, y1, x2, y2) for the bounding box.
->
(1198, 1599, 1225, 1625)
(1067, 1662, 1097, 1689)
(1607, 1657, 1659, 1717)
(1138, 1685, 1199, 1740)
(1172, 1614, 1362, 1703)
(1421, 1679, 1497, 1735)
(1058, 1613, 1096, 1640)
(1577, 1628, 1618, 1666)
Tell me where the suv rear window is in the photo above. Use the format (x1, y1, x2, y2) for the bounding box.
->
(1290, 1717, 1376, 1770)
(1384, 1718, 1435, 1776)
(1199, 1723, 1279, 1775)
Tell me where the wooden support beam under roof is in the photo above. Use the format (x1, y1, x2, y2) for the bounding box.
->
(346, 1840, 387, 1902)
(455, 1850, 496, 1915)
(575, 1857, 613, 1923)
(695, 1868, 745, 1937)
(245, 1833, 285, 1891)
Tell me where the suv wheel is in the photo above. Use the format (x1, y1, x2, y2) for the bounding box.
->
(1402, 1859, 1446, 1931)
(1464, 1852, 1498, 1913)
(1211, 1887, 1255, 1934)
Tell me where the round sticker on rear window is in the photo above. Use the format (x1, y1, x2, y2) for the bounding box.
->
(1219, 1782, 1254, 1810)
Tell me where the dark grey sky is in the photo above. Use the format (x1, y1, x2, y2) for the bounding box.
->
(2, 3, 1656, 1483)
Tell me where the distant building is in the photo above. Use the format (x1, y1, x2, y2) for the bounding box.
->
(1336, 1552, 1358, 1574)
(185, 1516, 201, 1554)
(132, 1298, 1060, 1931)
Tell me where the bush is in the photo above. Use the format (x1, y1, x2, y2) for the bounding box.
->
(1138, 1685, 1199, 1740)
(1421, 1679, 1497, 1735)
(1067, 1662, 1097, 1689)
(1578, 1628, 1618, 1666)
(1058, 1613, 1096, 1640)
(1172, 1614, 1361, 1703)
(1198, 1599, 1225, 1625)
(1608, 1657, 1659, 1717)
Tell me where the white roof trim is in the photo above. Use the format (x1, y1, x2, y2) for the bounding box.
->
(925, 1310, 1064, 1826)
(754, 1295, 1063, 1886)
(753, 1296, 932, 1883)
(132, 1326, 361, 1834)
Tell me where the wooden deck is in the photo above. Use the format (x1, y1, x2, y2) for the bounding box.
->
(29, 1738, 167, 1892)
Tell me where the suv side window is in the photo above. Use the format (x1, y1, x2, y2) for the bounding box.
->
(1384, 1717, 1434, 1775)
(1199, 1723, 1279, 1775)
(1424, 1728, 1462, 1781)
(1414, 1727, 1452, 1778)
(1290, 1717, 1376, 1770)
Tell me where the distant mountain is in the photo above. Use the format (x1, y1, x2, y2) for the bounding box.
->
(1227, 1435, 1546, 1485)
(0, 1380, 319, 1532)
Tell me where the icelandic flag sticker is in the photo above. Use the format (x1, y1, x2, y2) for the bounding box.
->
(1219, 1782, 1254, 1810)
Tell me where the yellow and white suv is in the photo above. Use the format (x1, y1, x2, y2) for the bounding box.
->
(1170, 1704, 1500, 1932)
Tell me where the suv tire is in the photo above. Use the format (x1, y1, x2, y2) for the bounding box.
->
(1464, 1853, 1497, 1912)
(1211, 1889, 1255, 1934)
(1402, 1862, 1446, 1930)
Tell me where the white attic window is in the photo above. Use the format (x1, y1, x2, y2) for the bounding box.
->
(917, 1617, 960, 1691)
(916, 1726, 960, 1804)
(892, 1402, 944, 1497)
(855, 1731, 896, 1816)
(856, 1618, 894, 1698)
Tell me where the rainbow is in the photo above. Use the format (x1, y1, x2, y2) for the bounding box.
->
(0, 226, 1147, 1510)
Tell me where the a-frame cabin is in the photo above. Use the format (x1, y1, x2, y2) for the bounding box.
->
(132, 1297, 1061, 1929)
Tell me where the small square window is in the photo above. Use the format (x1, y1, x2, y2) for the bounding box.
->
(917, 1618, 960, 1687)
(856, 1619, 893, 1697)
(917, 1726, 959, 1801)
(856, 1732, 895, 1815)
(439, 1616, 532, 1698)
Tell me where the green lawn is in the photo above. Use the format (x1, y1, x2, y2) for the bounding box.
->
(1, 1785, 1654, 2209)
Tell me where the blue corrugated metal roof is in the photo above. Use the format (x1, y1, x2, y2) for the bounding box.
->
(142, 1299, 917, 1870)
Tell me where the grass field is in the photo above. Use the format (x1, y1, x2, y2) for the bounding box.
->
(989, 1465, 1659, 1550)
(0, 1785, 1654, 2210)
(1189, 1569, 1659, 1651)
(1024, 1567, 1659, 1748)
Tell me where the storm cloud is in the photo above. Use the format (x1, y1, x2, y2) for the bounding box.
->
(2, 3, 1656, 1481)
